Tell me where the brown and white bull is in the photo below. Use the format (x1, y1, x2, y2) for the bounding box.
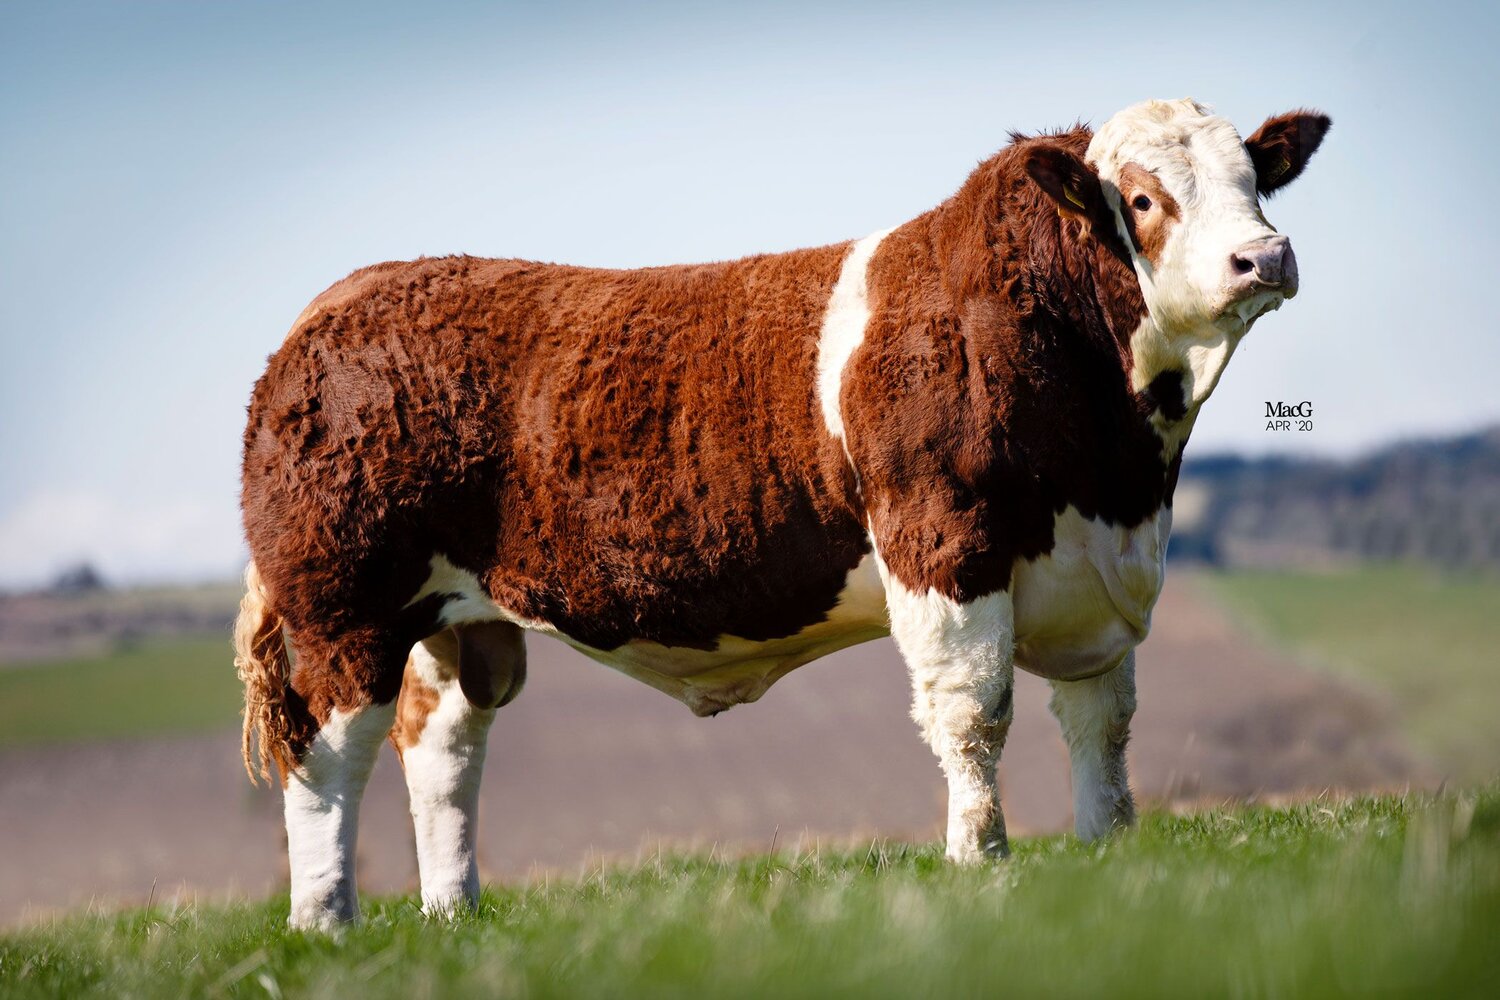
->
(235, 98, 1329, 929)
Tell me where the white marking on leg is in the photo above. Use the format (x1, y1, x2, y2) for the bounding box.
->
(816, 226, 896, 446)
(877, 550, 1015, 862)
(1048, 652, 1138, 841)
(283, 702, 395, 931)
(400, 638, 496, 918)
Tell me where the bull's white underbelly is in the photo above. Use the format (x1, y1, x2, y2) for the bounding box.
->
(408, 506, 1168, 712)
(1010, 507, 1170, 680)
(559, 554, 889, 716)
(576, 505, 1170, 703)
(410, 552, 891, 717)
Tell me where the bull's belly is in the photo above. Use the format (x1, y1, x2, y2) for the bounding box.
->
(409, 507, 1168, 706)
(416, 552, 891, 716)
(557, 553, 889, 715)
(1010, 507, 1169, 681)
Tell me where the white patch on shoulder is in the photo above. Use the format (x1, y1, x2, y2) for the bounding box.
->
(1011, 506, 1171, 680)
(817, 226, 896, 446)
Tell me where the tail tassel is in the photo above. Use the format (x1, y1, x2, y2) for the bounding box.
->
(232, 561, 296, 784)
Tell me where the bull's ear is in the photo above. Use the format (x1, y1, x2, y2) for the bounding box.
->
(1025, 143, 1115, 238)
(1245, 110, 1331, 195)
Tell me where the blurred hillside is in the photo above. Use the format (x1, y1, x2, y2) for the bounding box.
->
(1171, 427, 1500, 571)
(0, 575, 240, 664)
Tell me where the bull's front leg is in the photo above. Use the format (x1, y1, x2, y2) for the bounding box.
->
(1048, 651, 1137, 841)
(886, 582, 1016, 862)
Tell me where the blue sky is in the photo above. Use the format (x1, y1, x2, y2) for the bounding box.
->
(1, 0, 1495, 586)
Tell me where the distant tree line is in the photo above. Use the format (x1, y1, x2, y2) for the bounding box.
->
(49, 562, 107, 595)
(1169, 427, 1500, 572)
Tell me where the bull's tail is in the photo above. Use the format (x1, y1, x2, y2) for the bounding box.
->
(233, 561, 296, 785)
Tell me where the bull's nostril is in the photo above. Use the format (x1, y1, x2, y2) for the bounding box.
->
(1233, 256, 1255, 275)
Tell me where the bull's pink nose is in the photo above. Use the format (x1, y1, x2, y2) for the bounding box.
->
(1228, 235, 1297, 296)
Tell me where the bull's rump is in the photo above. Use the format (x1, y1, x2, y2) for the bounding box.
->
(241, 246, 871, 657)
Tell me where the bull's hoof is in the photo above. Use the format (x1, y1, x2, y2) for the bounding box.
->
(288, 897, 358, 933)
(945, 834, 1010, 865)
(420, 891, 481, 921)
(1075, 796, 1137, 842)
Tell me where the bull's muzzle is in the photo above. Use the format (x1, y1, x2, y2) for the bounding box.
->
(1228, 235, 1298, 299)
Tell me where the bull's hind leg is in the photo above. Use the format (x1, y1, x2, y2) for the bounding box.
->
(1048, 652, 1138, 841)
(391, 622, 525, 917)
(280, 632, 403, 931)
(886, 582, 1016, 863)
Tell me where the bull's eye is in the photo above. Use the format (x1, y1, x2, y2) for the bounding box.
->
(1131, 194, 1152, 212)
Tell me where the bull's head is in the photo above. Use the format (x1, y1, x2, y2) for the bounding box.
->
(1026, 99, 1329, 418)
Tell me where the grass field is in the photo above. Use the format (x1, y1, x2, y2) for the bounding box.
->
(0, 636, 239, 747)
(1199, 566, 1500, 782)
(3, 789, 1497, 998)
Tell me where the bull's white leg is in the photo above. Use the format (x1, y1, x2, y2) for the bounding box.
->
(886, 580, 1016, 862)
(392, 625, 521, 917)
(284, 701, 395, 931)
(395, 637, 493, 917)
(1048, 651, 1138, 841)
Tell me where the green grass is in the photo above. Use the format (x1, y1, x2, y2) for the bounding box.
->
(0, 636, 240, 747)
(1198, 566, 1500, 782)
(4, 790, 1498, 998)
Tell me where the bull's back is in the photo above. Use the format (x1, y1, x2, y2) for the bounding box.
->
(243, 247, 870, 653)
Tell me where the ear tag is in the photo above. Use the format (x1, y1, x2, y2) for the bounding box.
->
(1270, 156, 1290, 182)
(1063, 185, 1086, 211)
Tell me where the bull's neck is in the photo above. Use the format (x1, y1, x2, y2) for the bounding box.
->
(1123, 311, 1246, 464)
(929, 138, 1201, 496)
(1023, 224, 1200, 486)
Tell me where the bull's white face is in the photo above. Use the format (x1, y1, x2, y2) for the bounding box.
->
(1090, 100, 1286, 333)
(1071, 99, 1329, 416)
